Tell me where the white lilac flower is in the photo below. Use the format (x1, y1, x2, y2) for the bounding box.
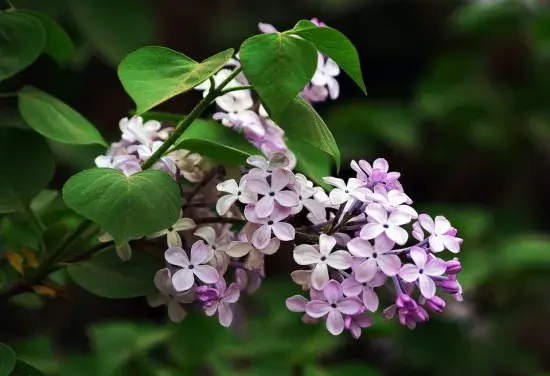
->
(95, 154, 142, 176)
(226, 223, 280, 269)
(147, 268, 194, 322)
(164, 241, 220, 291)
(293, 234, 353, 290)
(347, 235, 400, 281)
(286, 288, 326, 324)
(291, 174, 326, 219)
(351, 158, 401, 186)
(360, 203, 411, 245)
(247, 169, 299, 218)
(128, 141, 177, 175)
(246, 153, 290, 177)
(399, 247, 447, 299)
(311, 54, 340, 100)
(216, 176, 258, 215)
(169, 149, 204, 182)
(203, 278, 240, 327)
(244, 203, 295, 249)
(305, 280, 363, 335)
(341, 271, 387, 312)
(119, 116, 161, 145)
(367, 184, 417, 218)
(417, 214, 461, 253)
(322, 177, 371, 205)
(147, 218, 196, 248)
(194, 226, 231, 275)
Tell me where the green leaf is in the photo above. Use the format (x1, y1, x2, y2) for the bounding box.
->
(89, 322, 170, 374)
(240, 33, 318, 115)
(70, 0, 155, 65)
(136, 110, 186, 123)
(10, 337, 56, 374)
(0, 11, 45, 81)
(290, 20, 367, 94)
(68, 249, 163, 298)
(118, 47, 235, 114)
(0, 343, 16, 376)
(272, 96, 340, 171)
(12, 360, 45, 376)
(0, 128, 55, 213)
(62, 168, 180, 244)
(47, 140, 106, 170)
(287, 139, 331, 190)
(21, 11, 74, 63)
(175, 119, 259, 165)
(18, 86, 106, 146)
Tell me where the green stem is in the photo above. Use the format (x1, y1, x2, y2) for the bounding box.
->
(141, 67, 244, 170)
(219, 85, 253, 95)
(23, 205, 46, 253)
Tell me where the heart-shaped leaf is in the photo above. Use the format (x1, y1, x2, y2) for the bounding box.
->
(239, 33, 318, 115)
(0, 11, 45, 80)
(62, 168, 180, 244)
(118, 47, 235, 114)
(0, 342, 16, 376)
(0, 128, 55, 213)
(290, 20, 367, 95)
(272, 96, 340, 171)
(175, 119, 259, 165)
(18, 86, 106, 146)
(67, 249, 163, 298)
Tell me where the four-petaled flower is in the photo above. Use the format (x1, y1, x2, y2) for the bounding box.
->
(399, 247, 447, 298)
(246, 153, 290, 177)
(305, 280, 363, 335)
(148, 217, 196, 248)
(366, 184, 417, 218)
(204, 278, 240, 327)
(291, 174, 326, 219)
(216, 176, 258, 215)
(247, 169, 299, 218)
(347, 235, 400, 281)
(194, 226, 231, 275)
(360, 203, 411, 245)
(244, 204, 295, 249)
(293, 234, 353, 290)
(311, 54, 340, 100)
(226, 223, 280, 269)
(165, 241, 220, 291)
(351, 158, 401, 186)
(322, 177, 370, 205)
(342, 271, 387, 312)
(418, 214, 460, 253)
(146, 268, 195, 323)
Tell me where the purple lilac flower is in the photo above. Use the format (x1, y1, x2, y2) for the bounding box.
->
(146, 268, 194, 322)
(216, 176, 258, 215)
(244, 203, 295, 248)
(322, 177, 370, 205)
(204, 278, 240, 327)
(418, 214, 461, 253)
(344, 310, 373, 339)
(342, 271, 387, 312)
(351, 158, 401, 188)
(360, 203, 411, 245)
(347, 235, 400, 281)
(247, 169, 299, 218)
(398, 247, 446, 298)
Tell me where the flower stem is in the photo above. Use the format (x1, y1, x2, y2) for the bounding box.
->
(141, 67, 244, 170)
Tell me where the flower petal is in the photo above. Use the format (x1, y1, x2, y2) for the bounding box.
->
(326, 251, 353, 270)
(222, 283, 240, 303)
(342, 276, 362, 296)
(303, 198, 326, 220)
(153, 267, 172, 294)
(418, 274, 436, 298)
(319, 234, 337, 256)
(441, 235, 460, 253)
(424, 258, 447, 276)
(193, 264, 220, 284)
(218, 304, 234, 327)
(353, 258, 378, 283)
(410, 247, 427, 269)
(366, 203, 388, 224)
(429, 236, 445, 253)
(311, 262, 329, 290)
(171, 268, 195, 291)
(146, 293, 169, 307)
(216, 194, 238, 215)
(247, 175, 271, 195)
(259, 237, 280, 255)
(255, 195, 275, 218)
(385, 226, 408, 245)
(226, 241, 252, 257)
(305, 300, 331, 318)
(167, 299, 187, 323)
(270, 204, 291, 222)
(252, 224, 272, 249)
(246, 155, 268, 170)
(286, 295, 308, 312)
(347, 238, 373, 257)
(271, 168, 290, 191)
(167, 231, 182, 248)
(387, 210, 411, 226)
(190, 240, 209, 264)
(322, 177, 346, 189)
(326, 309, 344, 335)
(377, 254, 401, 277)
(239, 189, 258, 204)
(194, 227, 217, 245)
(434, 216, 451, 235)
(271, 222, 295, 241)
(165, 247, 190, 267)
(337, 297, 362, 315)
(359, 223, 385, 240)
(329, 189, 349, 205)
(323, 280, 343, 304)
(399, 264, 420, 282)
(217, 179, 239, 194)
(362, 287, 379, 312)
(275, 190, 299, 207)
(418, 214, 435, 233)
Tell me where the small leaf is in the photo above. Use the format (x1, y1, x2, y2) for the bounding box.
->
(68, 249, 163, 298)
(175, 119, 259, 165)
(0, 11, 45, 80)
(272, 96, 340, 171)
(0, 128, 55, 213)
(290, 20, 366, 94)
(118, 47, 235, 114)
(62, 168, 180, 244)
(70, 0, 155, 65)
(0, 343, 16, 376)
(18, 86, 106, 146)
(240, 33, 318, 115)
(287, 139, 332, 190)
(21, 11, 74, 63)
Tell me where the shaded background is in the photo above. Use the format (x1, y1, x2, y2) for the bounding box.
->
(1, 0, 550, 375)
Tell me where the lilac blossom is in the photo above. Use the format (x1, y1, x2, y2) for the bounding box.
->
(351, 158, 401, 187)
(286, 288, 326, 324)
(247, 169, 299, 217)
(95, 154, 142, 176)
(147, 218, 196, 248)
(417, 214, 461, 253)
(399, 247, 446, 298)
(322, 177, 370, 205)
(216, 176, 258, 215)
(360, 203, 411, 245)
(227, 223, 280, 269)
(311, 54, 340, 99)
(342, 271, 387, 312)
(146, 268, 195, 322)
(194, 226, 231, 275)
(244, 203, 295, 248)
(203, 278, 240, 327)
(293, 234, 353, 290)
(367, 184, 417, 218)
(347, 235, 400, 281)
(344, 311, 373, 339)
(119, 116, 162, 145)
(246, 153, 290, 177)
(291, 174, 326, 219)
(165, 241, 220, 291)
(305, 280, 363, 335)
(235, 267, 264, 294)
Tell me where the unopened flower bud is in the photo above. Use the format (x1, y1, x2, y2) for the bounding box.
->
(441, 278, 460, 294)
(446, 258, 462, 275)
(426, 296, 446, 313)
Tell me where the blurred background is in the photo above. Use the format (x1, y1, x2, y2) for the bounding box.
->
(1, 0, 550, 375)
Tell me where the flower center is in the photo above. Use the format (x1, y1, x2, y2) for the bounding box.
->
(237, 191, 241, 196)
(362, 282, 367, 287)
(189, 264, 195, 270)
(269, 192, 275, 197)
(320, 256, 327, 261)
(372, 253, 378, 259)
(344, 190, 349, 194)
(383, 224, 389, 229)
(419, 269, 424, 274)
(298, 195, 302, 200)
(168, 227, 174, 232)
(331, 303, 337, 308)
(267, 220, 274, 225)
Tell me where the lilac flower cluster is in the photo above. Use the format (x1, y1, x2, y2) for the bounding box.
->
(93, 19, 464, 336)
